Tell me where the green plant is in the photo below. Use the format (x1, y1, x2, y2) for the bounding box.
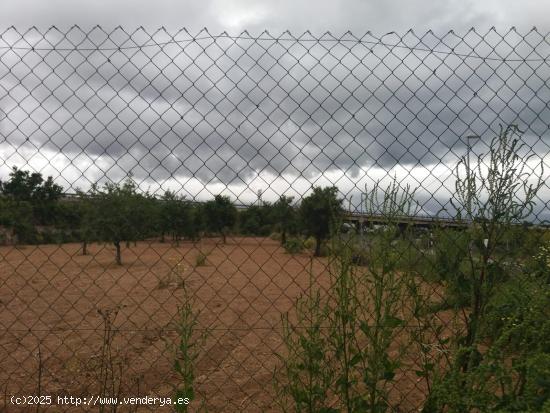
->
(0, 166, 63, 227)
(344, 179, 418, 412)
(284, 237, 304, 255)
(453, 125, 543, 366)
(86, 177, 154, 265)
(238, 202, 276, 236)
(303, 236, 316, 251)
(158, 191, 196, 246)
(203, 195, 237, 244)
(274, 262, 336, 413)
(276, 178, 420, 413)
(326, 236, 363, 412)
(172, 281, 208, 412)
(425, 275, 550, 412)
(299, 186, 344, 257)
(527, 242, 550, 282)
(0, 197, 35, 244)
(158, 258, 188, 289)
(389, 236, 427, 275)
(273, 195, 297, 246)
(418, 125, 546, 413)
(430, 228, 472, 307)
(484, 276, 550, 413)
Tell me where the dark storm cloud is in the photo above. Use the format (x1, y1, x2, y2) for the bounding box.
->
(2, 1, 550, 213)
(2, 28, 550, 188)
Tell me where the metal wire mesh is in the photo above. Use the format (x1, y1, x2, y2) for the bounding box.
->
(1, 27, 550, 412)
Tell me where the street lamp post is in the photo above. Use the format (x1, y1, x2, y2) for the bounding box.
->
(357, 192, 364, 240)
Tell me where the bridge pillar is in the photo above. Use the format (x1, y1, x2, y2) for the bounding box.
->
(359, 218, 365, 238)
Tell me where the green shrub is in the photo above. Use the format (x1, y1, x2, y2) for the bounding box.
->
(484, 275, 550, 353)
(283, 237, 304, 254)
(431, 229, 469, 278)
(427, 275, 550, 412)
(429, 229, 472, 307)
(390, 237, 427, 274)
(40, 229, 57, 244)
(526, 242, 550, 282)
(419, 126, 548, 413)
(318, 241, 331, 257)
(276, 180, 420, 412)
(303, 236, 316, 250)
(274, 268, 334, 413)
(269, 232, 281, 241)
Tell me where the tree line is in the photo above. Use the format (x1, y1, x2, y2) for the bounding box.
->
(0, 167, 344, 263)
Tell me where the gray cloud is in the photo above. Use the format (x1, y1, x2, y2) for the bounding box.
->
(2, 0, 550, 41)
(2, 3, 550, 216)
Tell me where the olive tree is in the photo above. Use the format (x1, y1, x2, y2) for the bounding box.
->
(299, 186, 344, 256)
(0, 166, 63, 226)
(86, 178, 151, 265)
(159, 190, 196, 246)
(272, 195, 296, 245)
(203, 195, 237, 244)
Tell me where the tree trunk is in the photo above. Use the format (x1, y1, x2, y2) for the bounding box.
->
(314, 236, 322, 257)
(126, 240, 130, 248)
(161, 232, 165, 243)
(114, 241, 122, 265)
(281, 230, 287, 246)
(82, 240, 87, 256)
(221, 231, 226, 244)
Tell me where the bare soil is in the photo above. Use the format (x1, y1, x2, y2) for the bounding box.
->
(1, 237, 330, 412)
(0, 237, 445, 412)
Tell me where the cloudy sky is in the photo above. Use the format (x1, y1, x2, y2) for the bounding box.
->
(1, 0, 550, 218)
(2, 0, 550, 34)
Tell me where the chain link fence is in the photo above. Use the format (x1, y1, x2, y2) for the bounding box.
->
(1, 27, 550, 412)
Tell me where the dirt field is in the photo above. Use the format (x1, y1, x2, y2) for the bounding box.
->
(0, 237, 331, 412)
(0, 237, 431, 412)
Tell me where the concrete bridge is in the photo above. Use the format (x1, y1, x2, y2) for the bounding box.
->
(343, 211, 550, 232)
(343, 211, 469, 230)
